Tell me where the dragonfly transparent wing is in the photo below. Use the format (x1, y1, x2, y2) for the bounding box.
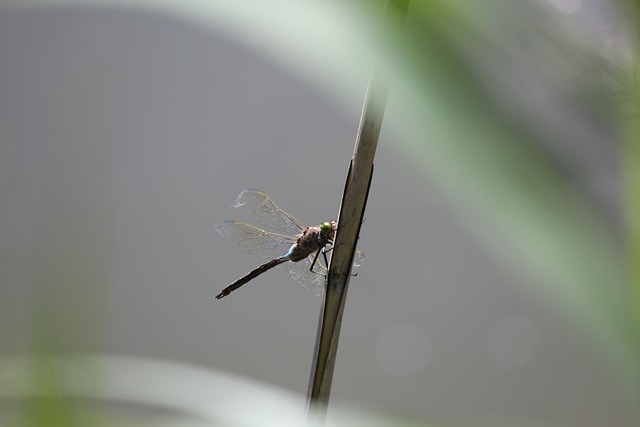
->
(286, 249, 366, 296)
(352, 250, 365, 267)
(287, 256, 327, 296)
(233, 189, 305, 236)
(215, 221, 296, 259)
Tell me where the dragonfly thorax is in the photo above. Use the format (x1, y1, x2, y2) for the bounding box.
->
(286, 223, 334, 262)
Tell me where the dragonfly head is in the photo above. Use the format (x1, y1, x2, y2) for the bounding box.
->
(319, 221, 334, 236)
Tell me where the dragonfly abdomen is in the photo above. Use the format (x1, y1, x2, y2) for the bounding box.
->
(215, 257, 288, 300)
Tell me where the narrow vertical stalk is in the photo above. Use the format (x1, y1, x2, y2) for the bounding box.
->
(306, 0, 409, 422)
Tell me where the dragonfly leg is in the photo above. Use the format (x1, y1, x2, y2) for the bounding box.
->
(322, 247, 330, 270)
(308, 248, 325, 276)
(317, 245, 359, 277)
(306, 246, 357, 278)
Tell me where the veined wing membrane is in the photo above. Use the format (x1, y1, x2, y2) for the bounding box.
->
(287, 249, 366, 296)
(215, 221, 296, 260)
(287, 256, 326, 296)
(233, 189, 305, 236)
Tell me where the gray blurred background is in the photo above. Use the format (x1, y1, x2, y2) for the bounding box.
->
(0, 1, 638, 426)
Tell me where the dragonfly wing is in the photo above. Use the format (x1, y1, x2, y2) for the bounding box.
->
(215, 221, 296, 259)
(233, 189, 306, 236)
(353, 249, 365, 267)
(287, 256, 327, 296)
(286, 249, 364, 296)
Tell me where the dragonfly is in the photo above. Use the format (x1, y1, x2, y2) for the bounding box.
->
(215, 189, 364, 300)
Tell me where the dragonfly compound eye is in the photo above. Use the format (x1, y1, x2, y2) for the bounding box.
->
(319, 222, 333, 235)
